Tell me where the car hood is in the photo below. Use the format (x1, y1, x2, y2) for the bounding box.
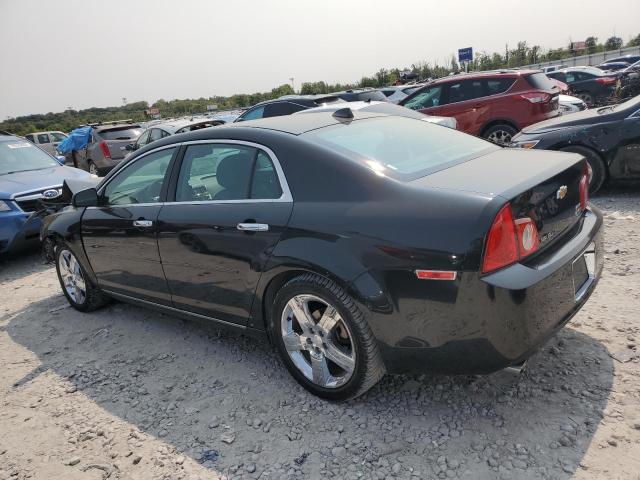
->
(0, 166, 91, 199)
(520, 107, 609, 134)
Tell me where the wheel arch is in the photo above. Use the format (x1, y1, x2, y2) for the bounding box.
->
(552, 142, 609, 175)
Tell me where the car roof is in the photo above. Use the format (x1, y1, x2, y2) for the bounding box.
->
(29, 131, 65, 135)
(94, 123, 141, 131)
(249, 95, 343, 109)
(426, 69, 539, 85)
(224, 109, 391, 136)
(150, 117, 220, 134)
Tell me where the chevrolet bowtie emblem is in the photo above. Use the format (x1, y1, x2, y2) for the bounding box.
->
(556, 185, 568, 200)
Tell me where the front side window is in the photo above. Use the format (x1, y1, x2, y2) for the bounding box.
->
(136, 130, 151, 147)
(149, 129, 163, 142)
(175, 144, 282, 202)
(403, 86, 443, 110)
(102, 148, 174, 205)
(25, 134, 35, 142)
(37, 133, 50, 144)
(239, 106, 265, 121)
(50, 132, 67, 142)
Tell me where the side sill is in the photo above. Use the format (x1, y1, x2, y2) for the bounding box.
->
(102, 289, 268, 340)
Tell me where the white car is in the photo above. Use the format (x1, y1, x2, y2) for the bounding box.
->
(293, 101, 457, 129)
(559, 94, 588, 114)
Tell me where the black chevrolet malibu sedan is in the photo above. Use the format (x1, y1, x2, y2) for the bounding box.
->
(42, 108, 603, 400)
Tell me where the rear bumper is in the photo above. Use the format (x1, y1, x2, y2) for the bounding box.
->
(0, 211, 43, 254)
(373, 207, 604, 375)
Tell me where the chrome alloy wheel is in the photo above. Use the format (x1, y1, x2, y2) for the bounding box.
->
(89, 162, 99, 176)
(281, 294, 356, 388)
(58, 249, 87, 305)
(487, 129, 513, 145)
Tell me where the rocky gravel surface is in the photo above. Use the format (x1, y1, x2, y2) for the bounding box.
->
(0, 190, 639, 480)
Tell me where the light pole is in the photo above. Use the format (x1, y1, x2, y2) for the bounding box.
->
(289, 77, 295, 93)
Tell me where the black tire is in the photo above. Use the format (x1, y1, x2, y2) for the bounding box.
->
(271, 273, 385, 401)
(559, 145, 606, 193)
(574, 92, 594, 106)
(88, 161, 100, 177)
(482, 124, 518, 146)
(55, 243, 109, 312)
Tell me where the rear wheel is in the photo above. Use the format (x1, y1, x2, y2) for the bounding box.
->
(271, 273, 385, 400)
(574, 92, 594, 106)
(483, 124, 518, 146)
(88, 161, 99, 176)
(55, 245, 109, 312)
(559, 145, 606, 193)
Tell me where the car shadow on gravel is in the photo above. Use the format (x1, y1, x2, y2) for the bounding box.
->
(7, 294, 614, 479)
(0, 250, 50, 281)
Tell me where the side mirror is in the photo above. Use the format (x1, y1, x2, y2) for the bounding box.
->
(55, 155, 66, 165)
(125, 143, 135, 151)
(72, 188, 98, 207)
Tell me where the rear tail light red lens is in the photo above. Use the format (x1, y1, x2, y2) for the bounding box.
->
(579, 160, 589, 210)
(520, 92, 551, 103)
(482, 204, 519, 274)
(596, 77, 616, 86)
(99, 141, 111, 158)
(482, 203, 541, 274)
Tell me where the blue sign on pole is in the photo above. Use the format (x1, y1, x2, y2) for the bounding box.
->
(458, 47, 473, 63)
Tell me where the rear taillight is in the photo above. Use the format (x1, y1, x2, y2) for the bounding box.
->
(596, 77, 616, 86)
(99, 141, 111, 158)
(520, 92, 551, 103)
(579, 161, 589, 210)
(482, 203, 541, 274)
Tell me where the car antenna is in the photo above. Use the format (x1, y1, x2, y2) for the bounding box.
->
(332, 107, 354, 119)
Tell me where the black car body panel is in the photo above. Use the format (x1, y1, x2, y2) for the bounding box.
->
(512, 96, 640, 181)
(43, 111, 604, 375)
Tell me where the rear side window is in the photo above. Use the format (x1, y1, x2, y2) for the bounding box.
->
(25, 134, 35, 142)
(445, 80, 485, 103)
(526, 73, 557, 90)
(175, 144, 282, 202)
(50, 132, 67, 142)
(486, 78, 516, 95)
(304, 116, 498, 181)
(99, 127, 142, 140)
(149, 129, 163, 142)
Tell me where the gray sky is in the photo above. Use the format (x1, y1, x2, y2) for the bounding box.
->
(1, 0, 639, 119)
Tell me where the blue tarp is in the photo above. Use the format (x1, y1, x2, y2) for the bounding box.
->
(56, 126, 92, 154)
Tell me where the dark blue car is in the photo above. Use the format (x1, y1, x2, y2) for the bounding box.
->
(1, 132, 92, 254)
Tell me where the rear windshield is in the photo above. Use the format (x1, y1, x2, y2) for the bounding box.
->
(526, 73, 558, 90)
(303, 116, 498, 181)
(98, 127, 142, 140)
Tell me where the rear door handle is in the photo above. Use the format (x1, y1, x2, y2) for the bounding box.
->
(237, 223, 269, 232)
(133, 220, 153, 227)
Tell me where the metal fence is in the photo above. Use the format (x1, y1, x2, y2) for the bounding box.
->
(521, 45, 640, 70)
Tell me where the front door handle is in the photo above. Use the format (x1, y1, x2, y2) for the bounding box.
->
(133, 220, 153, 227)
(237, 223, 269, 232)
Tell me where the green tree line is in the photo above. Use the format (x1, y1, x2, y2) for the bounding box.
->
(2, 34, 638, 137)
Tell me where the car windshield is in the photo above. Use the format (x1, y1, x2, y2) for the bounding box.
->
(0, 139, 59, 175)
(303, 116, 498, 181)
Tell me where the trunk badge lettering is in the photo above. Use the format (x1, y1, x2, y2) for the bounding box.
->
(556, 185, 568, 200)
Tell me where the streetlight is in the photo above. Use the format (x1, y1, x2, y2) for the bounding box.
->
(289, 77, 295, 93)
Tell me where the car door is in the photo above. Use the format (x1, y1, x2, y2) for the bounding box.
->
(81, 146, 177, 304)
(437, 79, 487, 134)
(36, 133, 54, 155)
(157, 141, 293, 325)
(49, 132, 67, 154)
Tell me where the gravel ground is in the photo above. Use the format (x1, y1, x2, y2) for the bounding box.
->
(1, 190, 639, 480)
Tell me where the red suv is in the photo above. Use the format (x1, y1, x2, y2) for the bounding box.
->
(400, 70, 560, 144)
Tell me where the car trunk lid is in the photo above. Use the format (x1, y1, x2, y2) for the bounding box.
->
(413, 148, 586, 251)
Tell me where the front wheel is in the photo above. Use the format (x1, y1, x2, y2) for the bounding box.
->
(271, 273, 385, 400)
(483, 124, 518, 146)
(574, 92, 594, 106)
(55, 245, 109, 312)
